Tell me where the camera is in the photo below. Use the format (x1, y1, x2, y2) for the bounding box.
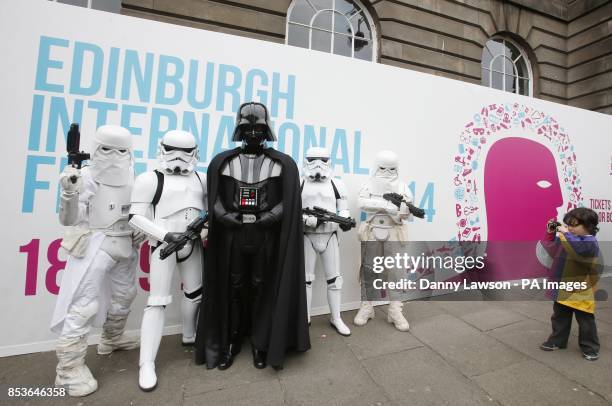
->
(547, 220, 561, 233)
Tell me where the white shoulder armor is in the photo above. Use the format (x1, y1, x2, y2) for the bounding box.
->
(131, 171, 159, 204)
(155, 172, 205, 219)
(332, 178, 349, 200)
(332, 178, 350, 216)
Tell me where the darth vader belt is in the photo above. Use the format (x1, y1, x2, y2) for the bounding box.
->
(241, 214, 257, 224)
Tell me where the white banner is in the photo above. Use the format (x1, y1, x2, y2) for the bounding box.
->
(1, 0, 611, 356)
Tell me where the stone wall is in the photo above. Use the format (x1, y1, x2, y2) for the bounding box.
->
(121, 0, 612, 114)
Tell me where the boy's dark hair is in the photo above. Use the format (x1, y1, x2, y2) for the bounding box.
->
(563, 207, 599, 235)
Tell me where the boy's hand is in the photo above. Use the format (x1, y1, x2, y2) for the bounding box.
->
(558, 225, 569, 233)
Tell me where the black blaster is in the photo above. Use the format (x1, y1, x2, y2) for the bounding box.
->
(382, 192, 426, 219)
(66, 123, 90, 183)
(303, 206, 356, 231)
(159, 213, 209, 260)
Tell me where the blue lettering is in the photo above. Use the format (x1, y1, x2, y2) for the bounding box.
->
(121, 104, 147, 136)
(182, 112, 210, 163)
(216, 64, 242, 112)
(187, 60, 214, 109)
(88, 100, 118, 128)
(22, 155, 56, 213)
(105, 47, 120, 99)
(271, 73, 295, 119)
(121, 50, 153, 102)
(148, 108, 177, 158)
(330, 128, 349, 173)
(277, 122, 300, 161)
(353, 130, 369, 175)
(245, 69, 268, 106)
(212, 115, 236, 156)
(47, 97, 84, 153)
(303, 125, 326, 157)
(28, 94, 45, 151)
(69, 41, 103, 96)
(35, 36, 68, 93)
(155, 55, 184, 105)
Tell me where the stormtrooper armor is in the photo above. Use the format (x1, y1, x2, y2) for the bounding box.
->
(354, 150, 413, 332)
(129, 130, 206, 391)
(51, 125, 141, 397)
(301, 147, 352, 336)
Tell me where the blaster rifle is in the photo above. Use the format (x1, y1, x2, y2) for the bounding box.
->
(382, 192, 426, 219)
(66, 123, 90, 183)
(302, 206, 356, 230)
(159, 213, 209, 260)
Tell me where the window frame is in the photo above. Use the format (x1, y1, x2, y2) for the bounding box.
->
(482, 36, 533, 97)
(285, 0, 378, 62)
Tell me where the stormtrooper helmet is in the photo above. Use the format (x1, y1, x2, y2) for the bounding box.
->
(158, 130, 199, 175)
(90, 125, 133, 186)
(304, 147, 332, 181)
(374, 150, 399, 180)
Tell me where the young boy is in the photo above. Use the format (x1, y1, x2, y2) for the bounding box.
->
(537, 207, 602, 361)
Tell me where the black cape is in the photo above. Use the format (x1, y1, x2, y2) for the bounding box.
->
(195, 147, 310, 369)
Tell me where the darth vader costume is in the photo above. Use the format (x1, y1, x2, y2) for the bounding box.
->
(195, 102, 310, 370)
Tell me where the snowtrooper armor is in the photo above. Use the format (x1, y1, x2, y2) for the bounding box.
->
(354, 150, 413, 331)
(301, 147, 352, 336)
(51, 125, 141, 397)
(129, 130, 206, 391)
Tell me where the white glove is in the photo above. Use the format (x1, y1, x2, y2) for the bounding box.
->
(132, 231, 146, 246)
(384, 201, 399, 213)
(60, 166, 82, 194)
(305, 215, 318, 228)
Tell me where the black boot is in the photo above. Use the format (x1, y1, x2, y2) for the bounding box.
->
(251, 346, 267, 369)
(218, 341, 241, 370)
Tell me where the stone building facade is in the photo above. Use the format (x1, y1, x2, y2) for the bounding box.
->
(119, 0, 612, 115)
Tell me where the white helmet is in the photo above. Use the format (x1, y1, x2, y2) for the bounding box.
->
(374, 150, 399, 180)
(90, 125, 133, 186)
(304, 147, 332, 181)
(158, 130, 199, 175)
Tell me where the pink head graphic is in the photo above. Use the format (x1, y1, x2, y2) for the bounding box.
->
(485, 137, 563, 241)
(450, 103, 583, 285)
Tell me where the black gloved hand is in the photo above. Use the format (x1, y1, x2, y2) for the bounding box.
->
(339, 220, 354, 232)
(256, 212, 280, 227)
(164, 232, 184, 244)
(218, 212, 242, 228)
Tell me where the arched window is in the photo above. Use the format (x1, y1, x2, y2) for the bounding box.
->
(286, 0, 377, 62)
(481, 37, 533, 96)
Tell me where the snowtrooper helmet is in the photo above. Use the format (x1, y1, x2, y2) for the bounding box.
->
(90, 125, 133, 186)
(232, 102, 276, 147)
(158, 130, 199, 175)
(373, 150, 399, 180)
(304, 147, 332, 181)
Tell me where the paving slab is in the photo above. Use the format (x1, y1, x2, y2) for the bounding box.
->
(362, 346, 498, 406)
(488, 318, 612, 401)
(409, 313, 528, 377)
(342, 309, 423, 361)
(433, 302, 526, 331)
(473, 360, 609, 406)
(394, 299, 449, 322)
(181, 342, 278, 398)
(491, 301, 553, 324)
(278, 314, 391, 406)
(184, 379, 285, 406)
